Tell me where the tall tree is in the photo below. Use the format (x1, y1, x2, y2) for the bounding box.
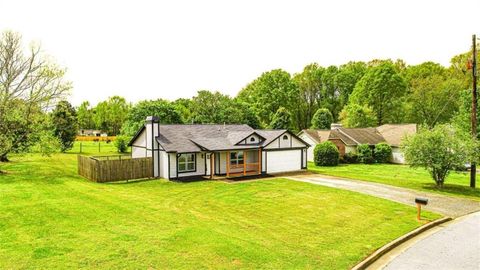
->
(320, 65, 341, 119)
(336, 61, 367, 109)
(237, 69, 299, 129)
(269, 107, 293, 130)
(0, 31, 71, 161)
(77, 101, 95, 129)
(339, 104, 377, 128)
(51, 100, 78, 152)
(349, 62, 407, 125)
(121, 99, 182, 136)
(311, 108, 333, 129)
(93, 96, 130, 135)
(404, 62, 462, 127)
(293, 63, 324, 129)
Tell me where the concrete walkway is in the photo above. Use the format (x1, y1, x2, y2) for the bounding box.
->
(380, 211, 480, 270)
(288, 174, 480, 217)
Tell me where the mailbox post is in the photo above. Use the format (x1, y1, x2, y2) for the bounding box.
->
(415, 197, 428, 221)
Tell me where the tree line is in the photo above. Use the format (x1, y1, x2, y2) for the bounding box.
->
(1, 30, 478, 169)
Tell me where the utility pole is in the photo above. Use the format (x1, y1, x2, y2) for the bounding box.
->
(471, 34, 477, 188)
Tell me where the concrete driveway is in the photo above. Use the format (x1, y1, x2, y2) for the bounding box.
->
(288, 174, 480, 217)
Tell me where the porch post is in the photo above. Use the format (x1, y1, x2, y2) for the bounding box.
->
(226, 151, 230, 178)
(243, 151, 247, 176)
(258, 149, 261, 175)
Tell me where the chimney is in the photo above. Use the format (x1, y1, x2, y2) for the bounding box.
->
(331, 123, 342, 130)
(145, 116, 160, 177)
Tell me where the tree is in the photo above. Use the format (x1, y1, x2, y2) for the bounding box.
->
(402, 125, 469, 188)
(77, 101, 95, 129)
(336, 61, 367, 109)
(349, 62, 407, 125)
(51, 100, 78, 152)
(237, 69, 299, 128)
(311, 108, 333, 129)
(293, 63, 324, 129)
(320, 66, 341, 119)
(0, 31, 71, 161)
(269, 107, 293, 130)
(114, 136, 129, 153)
(313, 141, 339, 166)
(191, 90, 240, 124)
(172, 98, 193, 124)
(121, 99, 182, 136)
(339, 104, 377, 128)
(29, 130, 62, 157)
(93, 96, 130, 135)
(404, 62, 462, 127)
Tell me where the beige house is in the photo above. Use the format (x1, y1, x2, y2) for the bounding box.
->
(298, 124, 417, 164)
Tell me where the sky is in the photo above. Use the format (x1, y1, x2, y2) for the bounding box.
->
(0, 0, 478, 106)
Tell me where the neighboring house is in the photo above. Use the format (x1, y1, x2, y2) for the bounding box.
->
(298, 124, 417, 164)
(78, 129, 102, 137)
(129, 116, 309, 180)
(297, 129, 331, 163)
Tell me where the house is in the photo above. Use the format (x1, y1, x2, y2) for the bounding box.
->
(298, 124, 417, 164)
(78, 129, 102, 137)
(128, 116, 309, 180)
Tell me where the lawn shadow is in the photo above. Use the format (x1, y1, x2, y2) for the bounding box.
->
(422, 183, 480, 200)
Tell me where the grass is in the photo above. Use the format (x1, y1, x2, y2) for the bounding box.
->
(0, 152, 440, 269)
(308, 162, 480, 201)
(70, 141, 126, 156)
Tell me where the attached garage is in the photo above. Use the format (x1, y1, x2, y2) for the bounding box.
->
(266, 149, 303, 174)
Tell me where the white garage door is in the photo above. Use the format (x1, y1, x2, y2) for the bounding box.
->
(266, 150, 302, 174)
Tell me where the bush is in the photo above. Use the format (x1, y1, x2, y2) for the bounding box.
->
(314, 141, 339, 166)
(114, 136, 130, 153)
(374, 143, 392, 163)
(311, 108, 333, 129)
(357, 144, 374, 164)
(343, 152, 358, 164)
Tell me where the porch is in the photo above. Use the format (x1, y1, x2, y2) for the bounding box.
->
(209, 149, 262, 178)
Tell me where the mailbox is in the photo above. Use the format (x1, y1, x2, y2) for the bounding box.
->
(415, 198, 428, 205)
(415, 197, 428, 221)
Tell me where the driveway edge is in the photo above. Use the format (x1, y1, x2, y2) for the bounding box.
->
(351, 217, 452, 270)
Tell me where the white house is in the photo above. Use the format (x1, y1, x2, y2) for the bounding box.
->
(129, 116, 309, 180)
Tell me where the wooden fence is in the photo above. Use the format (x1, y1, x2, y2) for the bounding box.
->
(77, 155, 153, 183)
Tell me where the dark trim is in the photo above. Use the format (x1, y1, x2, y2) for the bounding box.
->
(264, 151, 267, 172)
(305, 148, 308, 169)
(176, 153, 197, 174)
(128, 126, 146, 146)
(263, 130, 310, 149)
(175, 154, 179, 179)
(263, 147, 307, 152)
(235, 131, 267, 145)
(204, 153, 207, 176)
(300, 148, 304, 169)
(290, 135, 292, 147)
(151, 121, 155, 177)
(131, 145, 147, 149)
(167, 153, 171, 180)
(158, 124, 161, 178)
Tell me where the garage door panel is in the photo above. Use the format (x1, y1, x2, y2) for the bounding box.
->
(266, 150, 301, 174)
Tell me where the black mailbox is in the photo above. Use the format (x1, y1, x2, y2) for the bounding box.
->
(415, 197, 428, 205)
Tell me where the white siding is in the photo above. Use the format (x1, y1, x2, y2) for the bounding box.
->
(266, 150, 302, 174)
(132, 146, 147, 158)
(159, 151, 169, 179)
(302, 148, 307, 168)
(131, 130, 147, 148)
(169, 153, 177, 178)
(262, 151, 267, 172)
(299, 134, 317, 162)
(265, 132, 308, 149)
(176, 152, 206, 178)
(391, 147, 405, 164)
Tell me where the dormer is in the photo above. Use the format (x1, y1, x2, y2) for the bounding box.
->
(235, 132, 265, 145)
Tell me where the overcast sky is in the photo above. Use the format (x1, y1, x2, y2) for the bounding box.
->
(0, 0, 478, 106)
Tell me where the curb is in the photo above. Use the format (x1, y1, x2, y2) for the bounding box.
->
(351, 217, 452, 270)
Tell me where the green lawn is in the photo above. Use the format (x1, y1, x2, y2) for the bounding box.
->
(0, 153, 439, 269)
(308, 162, 480, 201)
(70, 141, 126, 156)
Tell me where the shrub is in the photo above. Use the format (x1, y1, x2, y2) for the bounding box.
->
(311, 108, 333, 129)
(357, 144, 374, 164)
(114, 136, 130, 153)
(374, 143, 392, 163)
(314, 141, 339, 166)
(343, 152, 358, 164)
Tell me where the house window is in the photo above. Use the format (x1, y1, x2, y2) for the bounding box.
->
(283, 135, 289, 140)
(178, 153, 195, 172)
(250, 137, 255, 142)
(230, 151, 244, 166)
